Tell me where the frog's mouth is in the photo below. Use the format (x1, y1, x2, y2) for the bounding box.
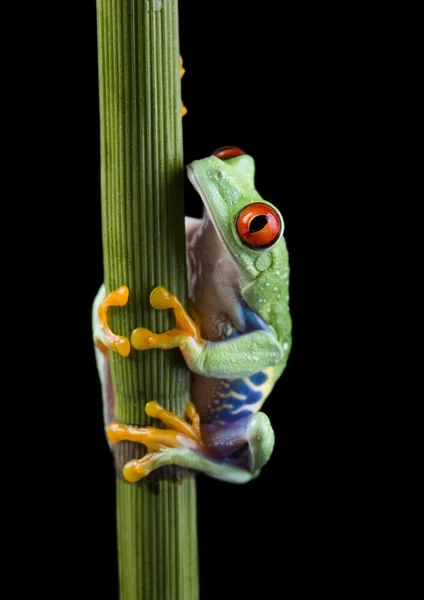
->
(186, 165, 236, 263)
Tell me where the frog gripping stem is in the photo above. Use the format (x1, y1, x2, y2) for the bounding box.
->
(180, 56, 187, 116)
(107, 401, 206, 483)
(95, 285, 130, 357)
(131, 286, 203, 350)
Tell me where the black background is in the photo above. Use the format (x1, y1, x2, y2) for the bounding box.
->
(11, 1, 406, 595)
(37, 2, 305, 598)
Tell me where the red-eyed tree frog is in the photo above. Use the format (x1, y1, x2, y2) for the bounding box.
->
(93, 146, 292, 484)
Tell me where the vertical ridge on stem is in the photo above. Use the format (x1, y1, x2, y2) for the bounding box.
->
(96, 1, 198, 597)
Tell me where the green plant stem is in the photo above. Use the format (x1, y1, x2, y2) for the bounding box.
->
(96, 1, 198, 598)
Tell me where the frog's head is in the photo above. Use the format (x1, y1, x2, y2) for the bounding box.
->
(187, 147, 285, 279)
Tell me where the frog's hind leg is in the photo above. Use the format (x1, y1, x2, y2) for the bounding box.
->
(107, 401, 266, 484)
(108, 400, 274, 484)
(122, 447, 256, 484)
(202, 412, 275, 476)
(107, 401, 206, 482)
(245, 412, 275, 473)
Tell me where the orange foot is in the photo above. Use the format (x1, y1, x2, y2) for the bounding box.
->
(131, 286, 203, 351)
(180, 56, 187, 117)
(107, 401, 205, 482)
(96, 286, 130, 357)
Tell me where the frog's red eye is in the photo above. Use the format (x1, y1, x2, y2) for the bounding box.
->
(236, 203, 281, 249)
(213, 146, 245, 160)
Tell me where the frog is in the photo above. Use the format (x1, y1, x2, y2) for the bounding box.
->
(93, 146, 292, 484)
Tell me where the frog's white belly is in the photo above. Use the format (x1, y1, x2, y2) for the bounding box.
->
(185, 216, 274, 425)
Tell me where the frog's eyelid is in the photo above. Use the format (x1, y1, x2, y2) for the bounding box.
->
(213, 146, 245, 160)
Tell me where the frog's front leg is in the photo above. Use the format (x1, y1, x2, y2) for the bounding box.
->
(93, 284, 130, 357)
(93, 284, 133, 434)
(131, 286, 284, 378)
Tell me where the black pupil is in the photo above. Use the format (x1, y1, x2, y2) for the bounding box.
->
(249, 214, 268, 233)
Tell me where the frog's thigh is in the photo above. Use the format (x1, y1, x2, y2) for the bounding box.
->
(120, 414, 273, 484)
(202, 412, 275, 474)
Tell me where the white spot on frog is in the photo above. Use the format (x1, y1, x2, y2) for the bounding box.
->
(283, 342, 289, 350)
(218, 390, 246, 401)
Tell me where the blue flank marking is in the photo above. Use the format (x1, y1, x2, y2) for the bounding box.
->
(207, 300, 271, 424)
(214, 408, 254, 422)
(243, 306, 271, 333)
(226, 298, 270, 336)
(207, 372, 268, 424)
(249, 371, 268, 386)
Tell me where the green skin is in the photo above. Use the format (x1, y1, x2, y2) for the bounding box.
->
(93, 152, 292, 483)
(183, 154, 291, 380)
(162, 154, 291, 482)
